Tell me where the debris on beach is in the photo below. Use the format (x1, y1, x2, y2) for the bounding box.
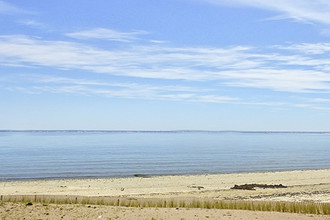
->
(188, 185, 205, 190)
(133, 174, 151, 178)
(231, 184, 287, 190)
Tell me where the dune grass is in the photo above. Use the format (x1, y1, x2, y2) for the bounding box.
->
(1, 195, 329, 215)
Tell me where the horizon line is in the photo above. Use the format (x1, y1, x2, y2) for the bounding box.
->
(0, 129, 329, 133)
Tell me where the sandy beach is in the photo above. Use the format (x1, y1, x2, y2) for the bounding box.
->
(1, 169, 330, 201)
(1, 202, 329, 220)
(1, 169, 329, 219)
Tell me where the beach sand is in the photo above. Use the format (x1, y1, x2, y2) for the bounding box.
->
(1, 169, 329, 219)
(1, 169, 329, 201)
(1, 202, 329, 220)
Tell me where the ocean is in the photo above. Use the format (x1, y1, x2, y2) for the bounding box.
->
(0, 131, 329, 180)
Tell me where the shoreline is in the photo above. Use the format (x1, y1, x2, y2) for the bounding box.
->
(1, 167, 329, 182)
(1, 169, 329, 203)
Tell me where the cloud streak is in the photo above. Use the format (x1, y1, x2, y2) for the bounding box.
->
(202, 0, 330, 25)
(1, 34, 330, 95)
(0, 0, 31, 15)
(3, 74, 238, 104)
(67, 28, 149, 42)
(18, 19, 48, 30)
(5, 73, 329, 111)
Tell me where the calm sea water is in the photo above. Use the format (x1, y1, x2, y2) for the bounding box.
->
(0, 131, 329, 180)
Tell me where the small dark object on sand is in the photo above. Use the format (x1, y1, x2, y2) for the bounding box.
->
(133, 174, 151, 178)
(26, 202, 33, 206)
(189, 185, 205, 190)
(231, 184, 287, 190)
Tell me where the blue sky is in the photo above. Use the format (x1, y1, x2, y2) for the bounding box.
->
(1, 0, 330, 131)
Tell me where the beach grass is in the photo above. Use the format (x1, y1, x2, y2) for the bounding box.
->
(1, 195, 329, 215)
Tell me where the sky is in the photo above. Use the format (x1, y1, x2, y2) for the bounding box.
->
(1, 0, 330, 131)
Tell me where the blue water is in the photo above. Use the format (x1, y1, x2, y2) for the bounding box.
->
(0, 131, 329, 180)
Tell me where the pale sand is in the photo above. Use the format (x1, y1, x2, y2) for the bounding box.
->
(0, 202, 329, 220)
(1, 169, 330, 219)
(1, 169, 330, 202)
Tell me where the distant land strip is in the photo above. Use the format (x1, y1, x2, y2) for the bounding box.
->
(0, 130, 330, 134)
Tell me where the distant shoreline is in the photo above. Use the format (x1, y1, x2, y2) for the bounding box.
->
(1, 130, 330, 133)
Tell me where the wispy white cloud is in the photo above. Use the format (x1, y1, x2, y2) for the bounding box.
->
(275, 43, 330, 54)
(3, 72, 330, 110)
(0, 35, 259, 80)
(0, 0, 31, 15)
(202, 0, 330, 25)
(221, 69, 330, 93)
(149, 40, 168, 44)
(66, 28, 149, 42)
(1, 34, 330, 96)
(320, 28, 330, 37)
(308, 98, 330, 103)
(8, 74, 329, 110)
(18, 19, 48, 30)
(3, 74, 238, 103)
